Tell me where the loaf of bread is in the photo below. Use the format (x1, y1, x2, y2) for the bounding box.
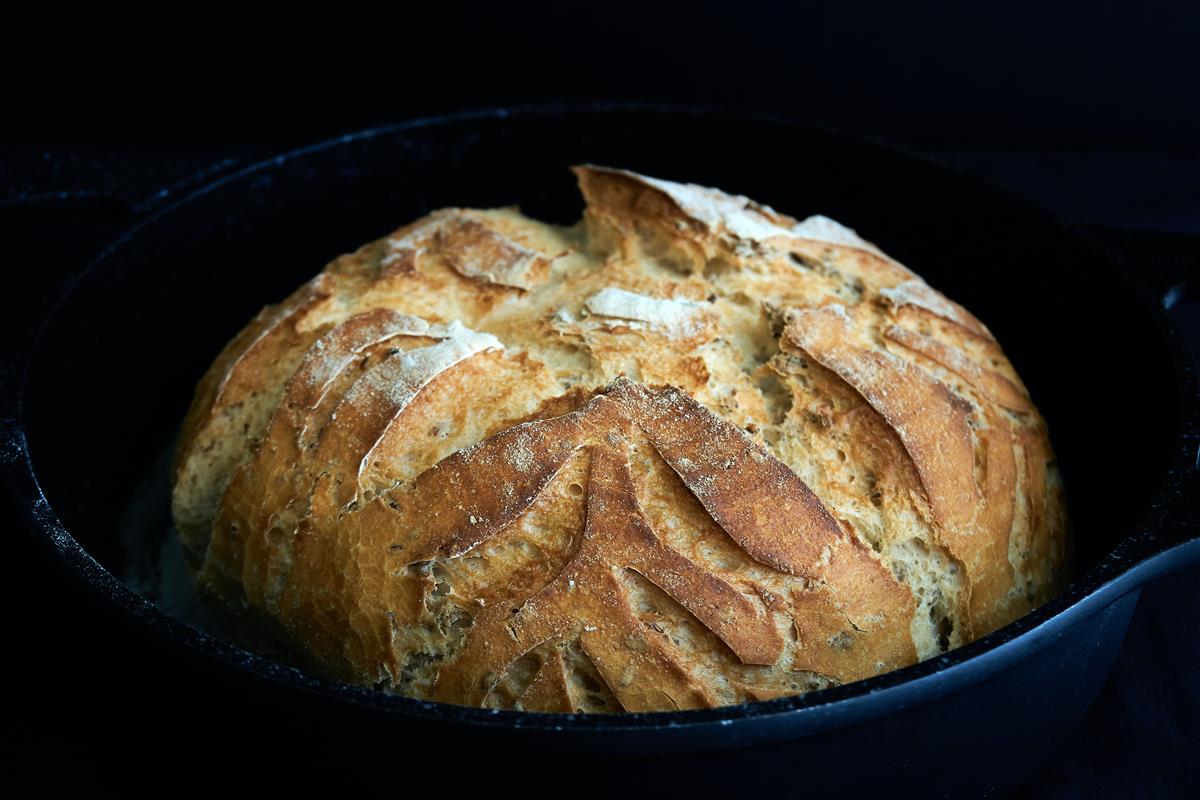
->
(171, 166, 1068, 712)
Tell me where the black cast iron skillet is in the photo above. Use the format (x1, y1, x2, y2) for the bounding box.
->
(4, 108, 1199, 794)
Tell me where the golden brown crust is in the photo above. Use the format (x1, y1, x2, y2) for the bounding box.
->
(784, 306, 980, 532)
(611, 380, 845, 577)
(172, 275, 334, 568)
(514, 647, 575, 712)
(172, 166, 1069, 711)
(199, 309, 435, 610)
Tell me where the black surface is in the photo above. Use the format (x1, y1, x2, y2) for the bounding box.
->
(8, 2, 1200, 151)
(3, 117, 1199, 793)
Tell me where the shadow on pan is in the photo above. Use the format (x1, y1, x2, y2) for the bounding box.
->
(5, 107, 1198, 793)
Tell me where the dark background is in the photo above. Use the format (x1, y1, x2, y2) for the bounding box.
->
(5, 0, 1200, 232)
(3, 1, 1198, 793)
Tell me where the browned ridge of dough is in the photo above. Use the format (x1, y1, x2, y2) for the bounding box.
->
(172, 165, 1069, 712)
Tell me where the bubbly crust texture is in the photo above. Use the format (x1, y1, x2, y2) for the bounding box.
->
(171, 166, 1069, 712)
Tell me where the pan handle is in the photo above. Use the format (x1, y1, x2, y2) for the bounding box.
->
(1073, 224, 1200, 310)
(1073, 225, 1200, 585)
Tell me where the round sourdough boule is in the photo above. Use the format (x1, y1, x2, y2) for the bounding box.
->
(171, 165, 1069, 712)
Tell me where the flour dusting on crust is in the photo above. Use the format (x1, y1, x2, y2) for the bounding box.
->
(584, 287, 707, 338)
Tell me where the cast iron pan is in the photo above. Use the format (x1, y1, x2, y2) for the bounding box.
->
(4, 108, 1199, 793)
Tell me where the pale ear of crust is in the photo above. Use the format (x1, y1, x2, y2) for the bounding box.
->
(878, 279, 994, 341)
(572, 164, 715, 236)
(572, 165, 919, 288)
(883, 324, 1032, 412)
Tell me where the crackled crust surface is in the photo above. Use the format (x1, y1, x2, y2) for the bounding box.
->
(171, 166, 1069, 712)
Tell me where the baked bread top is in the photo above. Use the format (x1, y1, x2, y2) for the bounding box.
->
(171, 166, 1068, 712)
